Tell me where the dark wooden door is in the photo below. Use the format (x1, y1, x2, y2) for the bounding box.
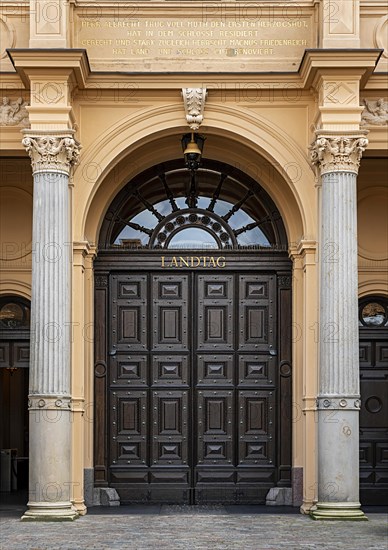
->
(94, 255, 292, 505)
(359, 329, 388, 505)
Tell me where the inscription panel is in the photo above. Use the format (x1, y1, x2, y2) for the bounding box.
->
(74, 8, 315, 72)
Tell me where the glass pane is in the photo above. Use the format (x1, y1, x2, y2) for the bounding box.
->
(0, 303, 24, 328)
(129, 209, 158, 229)
(361, 302, 386, 326)
(114, 227, 149, 246)
(168, 228, 219, 249)
(227, 209, 254, 229)
(237, 227, 271, 246)
(212, 198, 232, 218)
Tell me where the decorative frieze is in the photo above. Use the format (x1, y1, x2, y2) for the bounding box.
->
(28, 396, 72, 410)
(317, 397, 361, 411)
(22, 132, 81, 175)
(0, 97, 29, 127)
(310, 133, 368, 175)
(361, 98, 388, 126)
(182, 88, 207, 131)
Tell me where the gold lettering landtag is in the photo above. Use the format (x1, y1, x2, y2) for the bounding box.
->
(161, 256, 226, 268)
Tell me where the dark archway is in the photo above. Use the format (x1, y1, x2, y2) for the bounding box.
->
(0, 295, 30, 493)
(358, 295, 388, 505)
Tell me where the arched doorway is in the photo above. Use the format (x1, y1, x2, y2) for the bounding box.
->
(0, 296, 30, 494)
(94, 159, 292, 504)
(358, 295, 388, 505)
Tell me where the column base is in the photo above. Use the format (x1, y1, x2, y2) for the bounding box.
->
(21, 502, 79, 522)
(300, 501, 316, 515)
(73, 500, 88, 516)
(310, 502, 368, 521)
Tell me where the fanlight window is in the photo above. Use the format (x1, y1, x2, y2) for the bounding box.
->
(101, 161, 287, 250)
(0, 297, 30, 329)
(359, 297, 388, 327)
(114, 197, 271, 249)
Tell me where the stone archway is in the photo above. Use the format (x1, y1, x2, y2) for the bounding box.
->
(76, 112, 316, 511)
(93, 157, 293, 504)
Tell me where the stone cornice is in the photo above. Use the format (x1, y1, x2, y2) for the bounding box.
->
(4, 49, 386, 92)
(73, 241, 97, 259)
(22, 130, 81, 176)
(299, 49, 383, 89)
(310, 131, 369, 175)
(7, 49, 90, 90)
(289, 239, 317, 260)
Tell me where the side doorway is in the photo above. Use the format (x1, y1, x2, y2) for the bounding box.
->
(0, 296, 30, 495)
(359, 295, 388, 505)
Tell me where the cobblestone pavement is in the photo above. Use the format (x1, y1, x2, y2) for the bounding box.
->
(1, 506, 387, 550)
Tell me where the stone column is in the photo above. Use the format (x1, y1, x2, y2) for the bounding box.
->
(21, 131, 81, 521)
(310, 133, 368, 520)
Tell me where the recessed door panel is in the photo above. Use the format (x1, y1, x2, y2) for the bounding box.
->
(197, 274, 233, 351)
(152, 275, 188, 351)
(238, 275, 275, 352)
(111, 274, 147, 352)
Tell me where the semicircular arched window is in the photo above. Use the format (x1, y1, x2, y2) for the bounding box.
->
(101, 160, 287, 251)
(359, 296, 388, 327)
(0, 296, 31, 330)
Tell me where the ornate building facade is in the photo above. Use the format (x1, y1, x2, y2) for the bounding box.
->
(0, 0, 387, 521)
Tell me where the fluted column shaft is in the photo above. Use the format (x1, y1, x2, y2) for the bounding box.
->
(21, 132, 80, 521)
(310, 133, 368, 520)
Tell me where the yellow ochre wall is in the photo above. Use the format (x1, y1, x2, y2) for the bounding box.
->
(0, 0, 387, 514)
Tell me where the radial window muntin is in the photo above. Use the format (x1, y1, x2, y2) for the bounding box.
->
(100, 159, 287, 251)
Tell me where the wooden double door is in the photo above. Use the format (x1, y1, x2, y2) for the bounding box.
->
(94, 256, 292, 504)
(359, 328, 388, 505)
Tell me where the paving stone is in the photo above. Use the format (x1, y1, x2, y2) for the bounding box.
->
(1, 510, 387, 550)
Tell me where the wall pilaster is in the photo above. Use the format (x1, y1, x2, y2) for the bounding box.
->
(29, 0, 69, 48)
(320, 0, 360, 48)
(71, 241, 96, 514)
(290, 241, 318, 513)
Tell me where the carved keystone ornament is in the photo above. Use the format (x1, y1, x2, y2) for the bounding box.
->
(310, 133, 368, 176)
(182, 88, 207, 131)
(22, 132, 81, 175)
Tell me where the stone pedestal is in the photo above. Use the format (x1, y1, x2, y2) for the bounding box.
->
(310, 133, 368, 520)
(21, 132, 80, 521)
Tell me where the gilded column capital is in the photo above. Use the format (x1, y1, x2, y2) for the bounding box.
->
(22, 131, 81, 176)
(182, 88, 207, 131)
(310, 132, 368, 176)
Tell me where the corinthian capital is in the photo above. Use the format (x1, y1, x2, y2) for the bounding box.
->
(22, 131, 81, 176)
(182, 88, 207, 131)
(310, 133, 368, 176)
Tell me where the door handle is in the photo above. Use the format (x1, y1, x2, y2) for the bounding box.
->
(269, 349, 277, 356)
(108, 349, 117, 356)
